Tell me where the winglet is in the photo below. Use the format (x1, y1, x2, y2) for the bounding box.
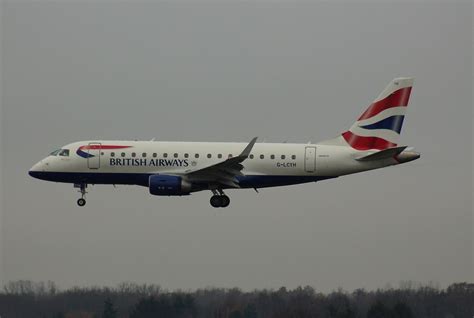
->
(239, 137, 258, 158)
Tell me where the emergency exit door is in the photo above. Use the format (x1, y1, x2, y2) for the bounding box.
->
(87, 142, 101, 169)
(304, 147, 316, 173)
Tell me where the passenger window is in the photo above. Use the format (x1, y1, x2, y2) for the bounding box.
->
(142, 153, 147, 158)
(153, 153, 157, 158)
(207, 154, 212, 158)
(111, 152, 115, 157)
(218, 154, 222, 159)
(292, 155, 296, 160)
(260, 154, 264, 159)
(174, 153, 178, 158)
(163, 153, 168, 158)
(249, 154, 254, 159)
(121, 152, 125, 157)
(195, 153, 200, 158)
(281, 155, 286, 159)
(184, 153, 189, 158)
(101, 152, 105, 156)
(270, 154, 275, 159)
(132, 152, 136, 157)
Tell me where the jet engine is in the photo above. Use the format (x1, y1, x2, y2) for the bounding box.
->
(149, 175, 192, 196)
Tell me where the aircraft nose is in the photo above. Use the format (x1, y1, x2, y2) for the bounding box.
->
(29, 160, 46, 178)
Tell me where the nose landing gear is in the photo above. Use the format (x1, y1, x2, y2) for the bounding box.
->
(210, 189, 230, 208)
(74, 184, 87, 207)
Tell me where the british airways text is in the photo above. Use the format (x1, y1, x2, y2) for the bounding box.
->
(110, 158, 189, 167)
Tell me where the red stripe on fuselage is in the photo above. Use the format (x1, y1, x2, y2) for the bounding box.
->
(79, 145, 132, 150)
(342, 131, 396, 150)
(358, 87, 412, 120)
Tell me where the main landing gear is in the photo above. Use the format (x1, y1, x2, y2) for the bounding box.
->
(210, 189, 230, 208)
(75, 183, 87, 207)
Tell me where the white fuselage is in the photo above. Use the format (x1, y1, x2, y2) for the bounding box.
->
(29, 139, 399, 190)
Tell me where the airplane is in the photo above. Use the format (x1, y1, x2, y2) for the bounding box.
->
(29, 77, 420, 208)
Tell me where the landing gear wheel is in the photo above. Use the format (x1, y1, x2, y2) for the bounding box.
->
(220, 195, 230, 208)
(75, 183, 88, 207)
(77, 198, 86, 207)
(210, 195, 222, 208)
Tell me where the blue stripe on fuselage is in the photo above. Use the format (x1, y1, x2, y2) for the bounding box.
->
(29, 171, 150, 186)
(28, 171, 336, 189)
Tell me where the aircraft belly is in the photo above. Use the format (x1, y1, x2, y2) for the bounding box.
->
(236, 175, 336, 188)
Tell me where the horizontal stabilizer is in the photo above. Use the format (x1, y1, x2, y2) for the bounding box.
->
(355, 146, 407, 161)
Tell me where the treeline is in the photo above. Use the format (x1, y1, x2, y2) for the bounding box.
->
(0, 280, 472, 318)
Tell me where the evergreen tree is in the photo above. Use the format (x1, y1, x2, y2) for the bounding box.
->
(243, 303, 258, 318)
(393, 302, 413, 318)
(102, 298, 118, 318)
(130, 296, 178, 318)
(367, 301, 394, 318)
(229, 310, 243, 318)
(129, 296, 161, 318)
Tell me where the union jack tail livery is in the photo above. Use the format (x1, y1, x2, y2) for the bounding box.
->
(342, 77, 413, 151)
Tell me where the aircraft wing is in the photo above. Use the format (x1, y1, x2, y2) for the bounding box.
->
(184, 137, 258, 188)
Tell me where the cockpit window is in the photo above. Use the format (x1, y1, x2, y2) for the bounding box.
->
(50, 149, 69, 156)
(59, 149, 70, 157)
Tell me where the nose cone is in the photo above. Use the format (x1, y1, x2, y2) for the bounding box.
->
(29, 161, 46, 179)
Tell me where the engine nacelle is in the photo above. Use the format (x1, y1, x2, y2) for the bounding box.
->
(149, 175, 191, 196)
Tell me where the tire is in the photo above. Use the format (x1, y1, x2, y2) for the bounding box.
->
(210, 195, 222, 208)
(77, 198, 86, 207)
(220, 195, 230, 208)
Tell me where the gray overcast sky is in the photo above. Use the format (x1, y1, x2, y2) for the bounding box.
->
(1, 1, 472, 292)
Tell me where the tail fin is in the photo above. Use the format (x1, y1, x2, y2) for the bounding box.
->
(341, 77, 414, 151)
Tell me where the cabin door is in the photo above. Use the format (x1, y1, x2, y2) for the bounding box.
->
(304, 147, 316, 173)
(87, 142, 101, 169)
